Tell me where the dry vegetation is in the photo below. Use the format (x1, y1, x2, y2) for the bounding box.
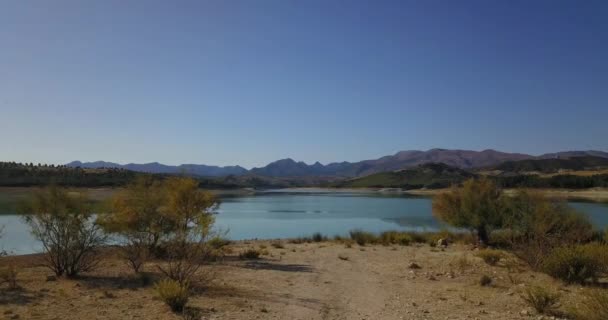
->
(1, 238, 605, 320)
(1, 179, 607, 319)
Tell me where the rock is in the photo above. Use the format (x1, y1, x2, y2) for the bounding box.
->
(408, 262, 421, 269)
(437, 238, 449, 247)
(46, 275, 57, 282)
(520, 309, 531, 316)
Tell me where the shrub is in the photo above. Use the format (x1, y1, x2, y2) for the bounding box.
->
(504, 191, 594, 269)
(569, 289, 608, 320)
(312, 232, 327, 242)
(98, 176, 169, 257)
(0, 265, 18, 290)
(121, 238, 149, 274)
(379, 231, 412, 246)
(542, 245, 602, 284)
(21, 187, 107, 277)
(155, 279, 189, 312)
(479, 275, 492, 286)
(349, 230, 377, 246)
(432, 178, 506, 244)
(239, 248, 261, 260)
(271, 242, 284, 249)
(475, 249, 503, 266)
(156, 177, 219, 285)
(208, 236, 231, 249)
(521, 286, 560, 315)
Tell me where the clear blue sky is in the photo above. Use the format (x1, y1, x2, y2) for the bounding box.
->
(1, 0, 607, 168)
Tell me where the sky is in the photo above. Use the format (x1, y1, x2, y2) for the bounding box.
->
(1, 0, 607, 169)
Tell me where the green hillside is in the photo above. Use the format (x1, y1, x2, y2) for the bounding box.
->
(336, 163, 475, 189)
(486, 156, 608, 174)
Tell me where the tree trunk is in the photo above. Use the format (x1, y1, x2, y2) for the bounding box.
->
(477, 226, 489, 246)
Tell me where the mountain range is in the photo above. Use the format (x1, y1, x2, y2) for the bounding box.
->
(66, 149, 608, 178)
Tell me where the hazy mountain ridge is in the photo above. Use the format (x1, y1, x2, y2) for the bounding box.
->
(66, 161, 247, 177)
(67, 149, 608, 178)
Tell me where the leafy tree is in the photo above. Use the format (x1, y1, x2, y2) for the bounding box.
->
(158, 177, 219, 285)
(432, 178, 505, 244)
(22, 187, 107, 277)
(99, 176, 170, 258)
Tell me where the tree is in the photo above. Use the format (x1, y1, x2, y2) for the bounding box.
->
(99, 176, 170, 258)
(158, 177, 219, 285)
(432, 178, 505, 244)
(22, 187, 107, 277)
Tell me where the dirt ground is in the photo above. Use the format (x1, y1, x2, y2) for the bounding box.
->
(0, 241, 584, 320)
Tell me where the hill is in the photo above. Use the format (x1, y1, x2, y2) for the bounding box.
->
(66, 161, 247, 177)
(66, 149, 608, 178)
(335, 163, 475, 189)
(484, 156, 608, 174)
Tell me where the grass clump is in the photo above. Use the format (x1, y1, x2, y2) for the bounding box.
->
(0, 265, 18, 290)
(542, 245, 603, 284)
(569, 289, 608, 320)
(379, 231, 412, 246)
(349, 229, 378, 246)
(312, 232, 328, 242)
(239, 248, 261, 260)
(475, 249, 503, 266)
(208, 236, 231, 249)
(271, 242, 285, 249)
(521, 286, 560, 315)
(155, 279, 190, 313)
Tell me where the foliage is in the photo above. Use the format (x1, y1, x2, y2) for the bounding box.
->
(379, 231, 412, 246)
(542, 245, 603, 284)
(157, 177, 219, 285)
(569, 289, 608, 320)
(312, 232, 327, 242)
(0, 265, 18, 290)
(475, 249, 503, 266)
(99, 176, 170, 266)
(503, 191, 594, 268)
(239, 248, 261, 260)
(432, 178, 505, 244)
(155, 279, 190, 313)
(0, 161, 138, 187)
(21, 187, 107, 277)
(349, 229, 378, 246)
(337, 163, 474, 189)
(208, 236, 231, 249)
(521, 286, 560, 315)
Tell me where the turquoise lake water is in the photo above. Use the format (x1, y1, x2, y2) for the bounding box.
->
(1, 190, 607, 254)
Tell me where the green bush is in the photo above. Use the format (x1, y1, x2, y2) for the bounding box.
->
(521, 286, 560, 315)
(475, 249, 503, 266)
(569, 289, 608, 320)
(542, 245, 602, 284)
(155, 279, 189, 312)
(349, 230, 378, 246)
(239, 248, 261, 260)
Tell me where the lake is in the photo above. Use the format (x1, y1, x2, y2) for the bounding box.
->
(1, 190, 608, 254)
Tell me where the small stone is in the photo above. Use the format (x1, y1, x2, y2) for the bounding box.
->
(408, 262, 421, 269)
(46, 275, 57, 282)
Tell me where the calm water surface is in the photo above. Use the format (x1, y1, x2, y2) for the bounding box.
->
(1, 190, 607, 254)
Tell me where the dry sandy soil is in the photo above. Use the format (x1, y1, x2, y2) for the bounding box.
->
(0, 241, 588, 320)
